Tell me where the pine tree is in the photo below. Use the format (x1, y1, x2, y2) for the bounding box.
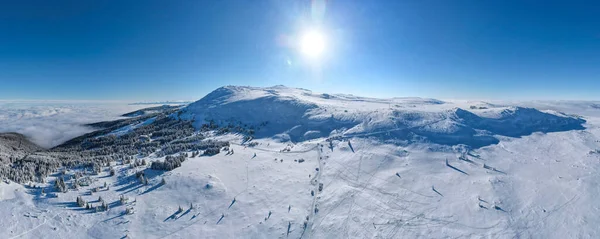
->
(138, 174, 146, 184)
(120, 195, 128, 205)
(76, 196, 86, 207)
(101, 201, 108, 211)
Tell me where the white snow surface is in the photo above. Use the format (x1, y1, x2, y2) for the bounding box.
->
(2, 86, 600, 239)
(106, 117, 156, 137)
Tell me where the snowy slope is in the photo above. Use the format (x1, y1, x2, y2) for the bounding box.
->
(180, 86, 585, 148)
(105, 117, 156, 137)
(1, 86, 599, 239)
(0, 133, 43, 164)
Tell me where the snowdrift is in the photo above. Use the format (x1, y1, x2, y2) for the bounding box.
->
(179, 86, 586, 148)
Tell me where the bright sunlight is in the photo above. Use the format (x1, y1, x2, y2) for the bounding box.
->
(299, 30, 326, 59)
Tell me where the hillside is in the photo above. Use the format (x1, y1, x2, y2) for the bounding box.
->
(0, 133, 43, 164)
(0, 86, 598, 239)
(180, 86, 585, 148)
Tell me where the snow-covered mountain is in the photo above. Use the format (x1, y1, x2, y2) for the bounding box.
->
(179, 85, 585, 148)
(1, 85, 599, 239)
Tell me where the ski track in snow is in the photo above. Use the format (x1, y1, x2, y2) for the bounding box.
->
(8, 211, 64, 239)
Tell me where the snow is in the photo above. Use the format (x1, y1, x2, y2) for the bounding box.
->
(2, 86, 600, 238)
(106, 117, 156, 137)
(0, 182, 22, 201)
(181, 86, 585, 148)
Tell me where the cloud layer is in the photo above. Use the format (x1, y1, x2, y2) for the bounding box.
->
(0, 101, 148, 148)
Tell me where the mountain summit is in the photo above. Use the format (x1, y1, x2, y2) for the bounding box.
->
(177, 85, 585, 148)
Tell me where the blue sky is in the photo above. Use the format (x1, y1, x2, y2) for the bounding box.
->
(0, 0, 599, 101)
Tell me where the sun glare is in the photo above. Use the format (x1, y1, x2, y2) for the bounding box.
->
(300, 30, 325, 58)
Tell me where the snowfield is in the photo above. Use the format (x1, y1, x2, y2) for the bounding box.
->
(1, 86, 600, 238)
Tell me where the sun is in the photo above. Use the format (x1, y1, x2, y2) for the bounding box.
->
(300, 30, 326, 58)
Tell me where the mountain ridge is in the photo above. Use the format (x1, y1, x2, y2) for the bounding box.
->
(178, 85, 585, 147)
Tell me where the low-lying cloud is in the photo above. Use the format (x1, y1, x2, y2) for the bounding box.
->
(0, 101, 149, 148)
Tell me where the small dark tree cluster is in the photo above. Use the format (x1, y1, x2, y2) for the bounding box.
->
(92, 162, 102, 175)
(203, 147, 220, 156)
(120, 195, 128, 205)
(133, 159, 147, 167)
(125, 207, 134, 215)
(202, 119, 266, 137)
(155, 138, 227, 157)
(97, 200, 109, 212)
(76, 196, 87, 207)
(190, 151, 200, 157)
(150, 153, 187, 171)
(55, 177, 67, 193)
(135, 171, 148, 184)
